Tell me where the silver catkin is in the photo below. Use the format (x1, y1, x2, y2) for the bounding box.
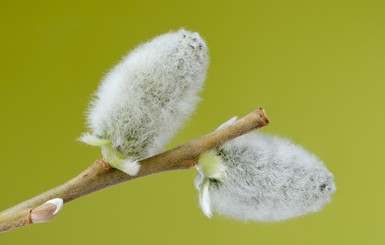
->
(80, 29, 209, 175)
(196, 132, 336, 222)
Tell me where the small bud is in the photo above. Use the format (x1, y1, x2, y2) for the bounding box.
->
(31, 198, 63, 223)
(196, 132, 336, 222)
(81, 29, 209, 175)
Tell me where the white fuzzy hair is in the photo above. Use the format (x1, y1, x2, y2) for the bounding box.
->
(196, 132, 336, 222)
(81, 29, 209, 174)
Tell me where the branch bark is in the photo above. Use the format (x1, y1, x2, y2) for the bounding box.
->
(0, 108, 269, 233)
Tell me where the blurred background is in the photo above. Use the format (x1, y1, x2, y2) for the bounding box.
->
(0, 0, 384, 244)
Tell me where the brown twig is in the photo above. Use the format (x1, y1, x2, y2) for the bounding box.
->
(0, 108, 269, 233)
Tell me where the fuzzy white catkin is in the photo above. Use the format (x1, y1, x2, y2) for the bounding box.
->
(196, 132, 336, 222)
(80, 29, 209, 175)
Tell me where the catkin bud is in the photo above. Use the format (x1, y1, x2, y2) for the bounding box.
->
(195, 131, 336, 222)
(80, 29, 209, 175)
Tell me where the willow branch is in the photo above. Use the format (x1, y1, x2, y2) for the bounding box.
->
(0, 108, 269, 233)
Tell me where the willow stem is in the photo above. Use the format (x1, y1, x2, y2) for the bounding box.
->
(0, 108, 269, 233)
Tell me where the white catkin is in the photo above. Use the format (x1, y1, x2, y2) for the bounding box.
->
(196, 132, 336, 222)
(81, 29, 209, 174)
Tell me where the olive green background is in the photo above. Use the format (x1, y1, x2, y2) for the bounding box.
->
(0, 0, 384, 244)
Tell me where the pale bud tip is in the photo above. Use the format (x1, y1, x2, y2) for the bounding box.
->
(45, 198, 64, 215)
(31, 198, 64, 224)
(216, 116, 238, 131)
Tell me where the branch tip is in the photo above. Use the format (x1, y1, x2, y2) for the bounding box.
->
(257, 108, 269, 126)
